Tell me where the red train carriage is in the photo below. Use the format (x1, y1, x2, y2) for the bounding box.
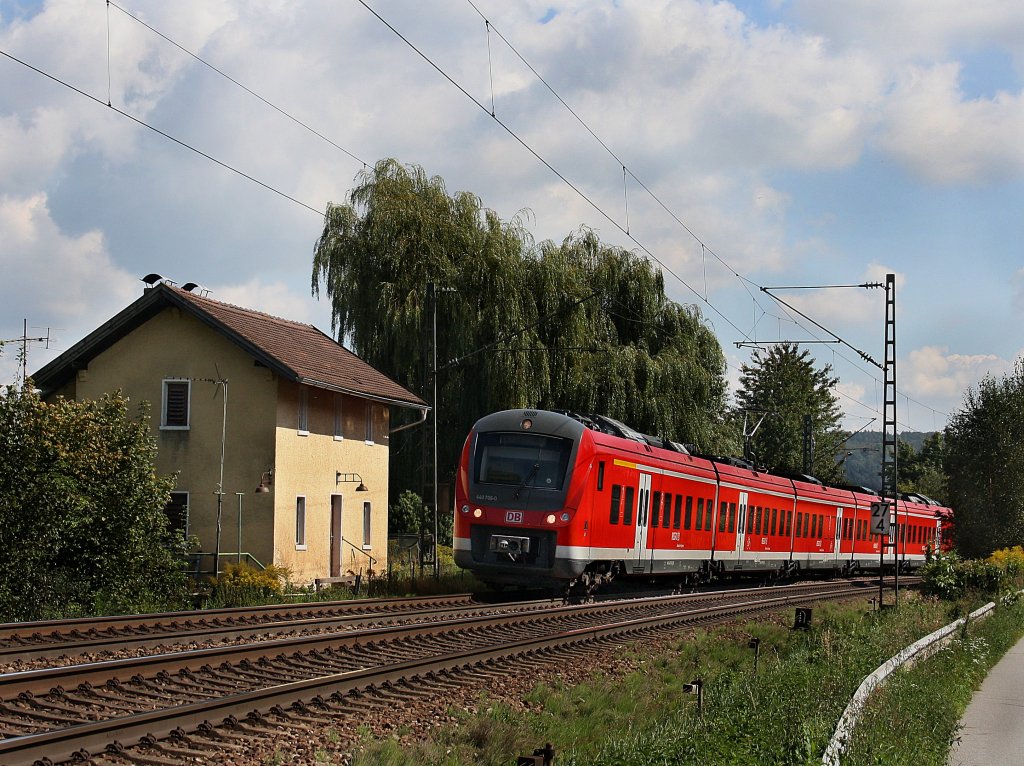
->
(453, 409, 952, 589)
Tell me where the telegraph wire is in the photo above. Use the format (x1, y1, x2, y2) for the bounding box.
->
(107, 0, 369, 167)
(109, 0, 948, 425)
(459, 1, 949, 426)
(0, 47, 324, 217)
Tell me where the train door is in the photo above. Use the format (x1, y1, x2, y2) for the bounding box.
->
(833, 507, 843, 564)
(631, 473, 652, 573)
(734, 491, 748, 559)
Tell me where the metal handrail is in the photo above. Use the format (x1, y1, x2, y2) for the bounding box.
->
(341, 537, 377, 568)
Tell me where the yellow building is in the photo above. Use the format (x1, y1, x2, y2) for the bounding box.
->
(32, 282, 428, 585)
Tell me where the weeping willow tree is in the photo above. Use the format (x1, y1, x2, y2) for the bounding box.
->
(312, 159, 730, 502)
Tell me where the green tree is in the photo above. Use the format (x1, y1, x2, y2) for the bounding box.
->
(733, 343, 845, 483)
(945, 361, 1024, 557)
(312, 159, 731, 498)
(0, 384, 191, 621)
(897, 432, 947, 501)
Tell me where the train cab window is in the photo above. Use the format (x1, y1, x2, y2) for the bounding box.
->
(673, 495, 682, 529)
(597, 461, 605, 491)
(624, 487, 635, 526)
(610, 485, 622, 525)
(652, 492, 662, 528)
(705, 500, 714, 531)
(474, 431, 574, 490)
(685, 497, 694, 530)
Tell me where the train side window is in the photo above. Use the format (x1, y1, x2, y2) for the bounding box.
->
(610, 485, 621, 525)
(785, 510, 792, 536)
(663, 493, 672, 528)
(770, 507, 777, 536)
(624, 487, 635, 526)
(597, 461, 605, 491)
(705, 500, 714, 531)
(685, 497, 694, 530)
(673, 495, 682, 529)
(796, 511, 803, 538)
(719, 501, 728, 533)
(728, 502, 737, 533)
(804, 513, 812, 538)
(816, 515, 823, 538)
(652, 492, 662, 528)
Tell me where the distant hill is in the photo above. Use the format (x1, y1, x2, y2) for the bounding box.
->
(839, 431, 935, 490)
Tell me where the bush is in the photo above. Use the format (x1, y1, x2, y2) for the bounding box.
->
(208, 563, 290, 606)
(920, 552, 1008, 600)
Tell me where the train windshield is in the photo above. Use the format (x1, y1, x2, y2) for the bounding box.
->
(474, 431, 574, 491)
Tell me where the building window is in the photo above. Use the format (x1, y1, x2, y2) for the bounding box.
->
(161, 379, 191, 429)
(298, 387, 309, 435)
(362, 501, 372, 548)
(295, 496, 306, 549)
(165, 492, 189, 535)
(364, 402, 373, 444)
(334, 394, 344, 441)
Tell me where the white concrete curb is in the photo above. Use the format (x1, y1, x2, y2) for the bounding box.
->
(821, 601, 996, 766)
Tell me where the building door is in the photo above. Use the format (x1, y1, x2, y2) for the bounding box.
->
(330, 495, 343, 578)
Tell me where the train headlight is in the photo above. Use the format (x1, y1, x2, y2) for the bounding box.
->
(546, 513, 557, 524)
(561, 512, 570, 522)
(473, 508, 483, 518)
(460, 505, 469, 514)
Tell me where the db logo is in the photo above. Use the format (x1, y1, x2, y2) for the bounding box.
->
(505, 511, 524, 524)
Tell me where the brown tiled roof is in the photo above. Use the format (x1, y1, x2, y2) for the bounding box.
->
(32, 284, 428, 409)
(173, 288, 426, 407)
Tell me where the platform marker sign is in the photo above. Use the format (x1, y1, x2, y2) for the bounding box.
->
(870, 501, 891, 537)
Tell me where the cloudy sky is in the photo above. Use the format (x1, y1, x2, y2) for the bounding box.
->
(1, 0, 1022, 433)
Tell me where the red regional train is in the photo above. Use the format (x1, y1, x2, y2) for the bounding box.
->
(453, 409, 952, 591)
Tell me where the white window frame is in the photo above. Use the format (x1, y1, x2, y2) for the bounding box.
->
(364, 401, 374, 445)
(334, 393, 344, 441)
(362, 501, 372, 549)
(298, 387, 309, 436)
(295, 496, 307, 550)
(161, 378, 191, 430)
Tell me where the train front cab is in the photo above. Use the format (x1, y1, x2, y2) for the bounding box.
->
(453, 410, 594, 587)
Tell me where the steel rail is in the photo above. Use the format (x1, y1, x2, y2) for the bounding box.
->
(0, 582, 873, 766)
(0, 580, 873, 698)
(0, 593, 477, 645)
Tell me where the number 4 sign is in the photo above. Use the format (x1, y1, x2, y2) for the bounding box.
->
(870, 501, 891, 537)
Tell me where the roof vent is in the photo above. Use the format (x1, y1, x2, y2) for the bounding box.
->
(141, 273, 177, 290)
(181, 282, 212, 297)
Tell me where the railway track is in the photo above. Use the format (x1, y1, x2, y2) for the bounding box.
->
(0, 578, 893, 765)
(0, 594, 489, 664)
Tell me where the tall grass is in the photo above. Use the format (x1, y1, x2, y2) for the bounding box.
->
(350, 595, 1023, 766)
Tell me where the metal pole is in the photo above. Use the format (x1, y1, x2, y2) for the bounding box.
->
(432, 283, 439, 579)
(236, 492, 244, 564)
(213, 379, 228, 579)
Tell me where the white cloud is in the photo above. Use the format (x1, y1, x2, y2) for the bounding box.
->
(880, 63, 1024, 184)
(0, 193, 138, 383)
(904, 345, 1014, 400)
